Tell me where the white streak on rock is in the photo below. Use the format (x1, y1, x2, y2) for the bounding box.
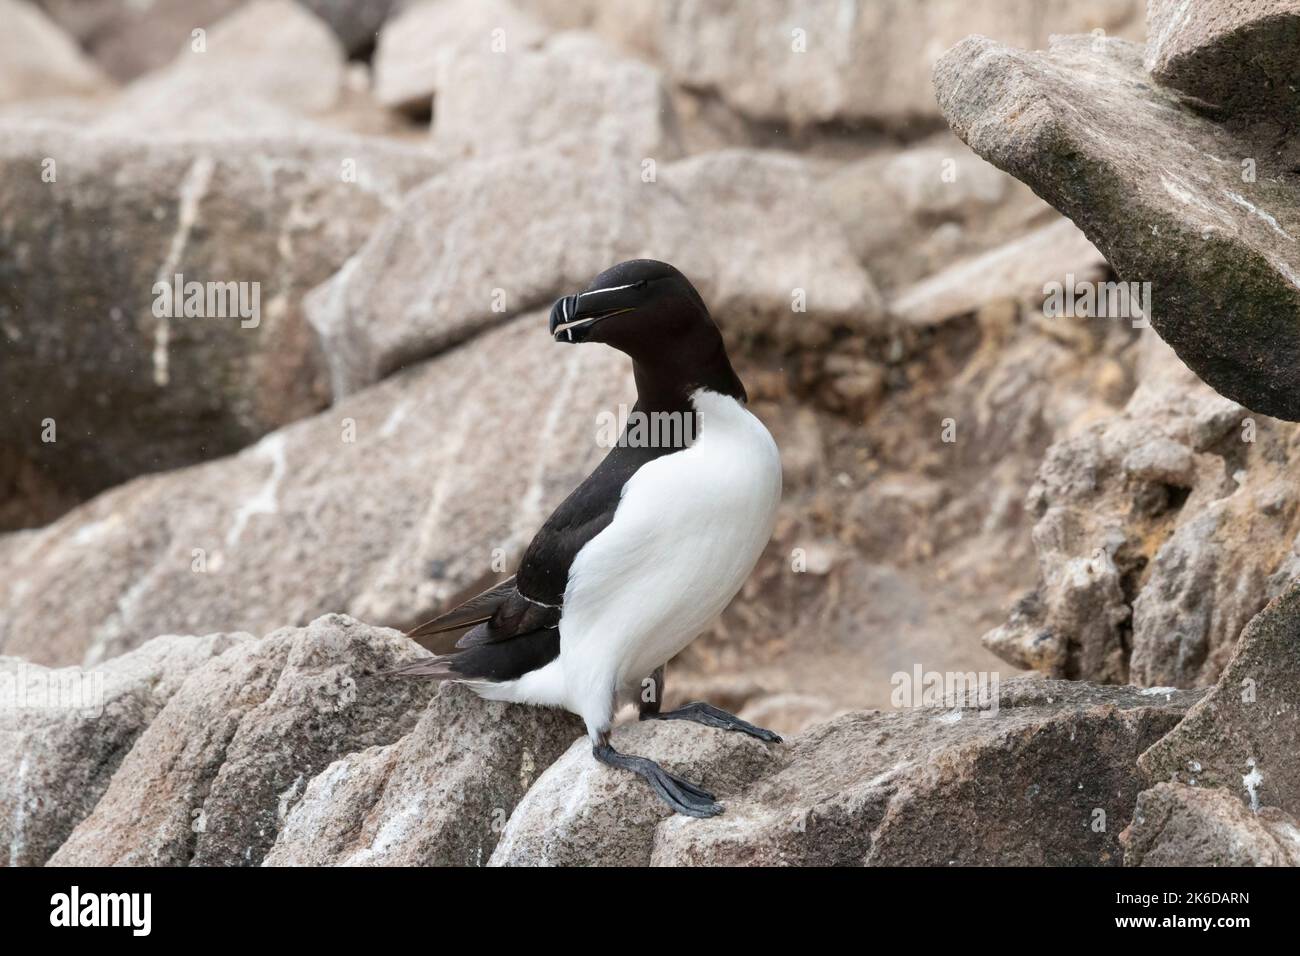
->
(8, 754, 29, 868)
(1223, 190, 1296, 242)
(378, 399, 412, 439)
(1243, 758, 1263, 813)
(1160, 171, 1227, 224)
(71, 516, 116, 547)
(151, 155, 216, 388)
(226, 431, 288, 548)
(276, 773, 306, 824)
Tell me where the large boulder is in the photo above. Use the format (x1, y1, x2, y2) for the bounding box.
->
(0, 122, 439, 505)
(1122, 782, 1300, 866)
(307, 149, 645, 396)
(94, 1, 348, 133)
(264, 683, 582, 865)
(935, 34, 1300, 421)
(432, 31, 681, 161)
(0, 313, 628, 667)
(47, 615, 436, 866)
(1139, 579, 1300, 818)
(663, 151, 885, 350)
(493, 678, 1198, 866)
(307, 147, 882, 396)
(372, 0, 548, 113)
(981, 335, 1300, 686)
(0, 632, 247, 866)
(0, 0, 111, 105)
(1146, 0, 1300, 124)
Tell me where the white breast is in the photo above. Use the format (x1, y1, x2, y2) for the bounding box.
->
(556, 388, 782, 735)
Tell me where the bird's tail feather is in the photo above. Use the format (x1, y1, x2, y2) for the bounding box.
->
(384, 656, 459, 680)
(406, 575, 516, 642)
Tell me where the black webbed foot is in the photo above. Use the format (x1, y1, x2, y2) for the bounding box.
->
(593, 741, 722, 818)
(642, 700, 783, 743)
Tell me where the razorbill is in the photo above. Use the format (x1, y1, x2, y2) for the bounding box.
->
(395, 259, 783, 817)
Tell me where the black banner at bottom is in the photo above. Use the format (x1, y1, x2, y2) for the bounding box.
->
(0, 865, 1278, 941)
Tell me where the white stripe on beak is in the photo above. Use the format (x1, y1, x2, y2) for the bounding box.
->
(551, 307, 635, 340)
(552, 314, 600, 340)
(576, 282, 639, 300)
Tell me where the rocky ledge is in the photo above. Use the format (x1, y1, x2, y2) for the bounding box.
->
(0, 598, 1287, 867)
(7, 567, 1298, 866)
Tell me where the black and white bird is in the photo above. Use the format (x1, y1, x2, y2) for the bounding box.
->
(395, 259, 782, 817)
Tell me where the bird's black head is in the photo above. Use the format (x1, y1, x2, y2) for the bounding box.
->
(549, 260, 709, 351)
(548, 259, 745, 404)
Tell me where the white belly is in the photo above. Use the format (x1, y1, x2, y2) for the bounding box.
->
(556, 388, 782, 734)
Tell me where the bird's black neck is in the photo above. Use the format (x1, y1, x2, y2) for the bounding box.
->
(630, 331, 747, 416)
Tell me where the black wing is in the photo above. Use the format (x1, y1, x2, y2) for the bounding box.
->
(514, 442, 670, 605)
(394, 439, 683, 683)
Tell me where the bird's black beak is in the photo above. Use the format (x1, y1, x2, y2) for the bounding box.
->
(549, 288, 638, 343)
(549, 296, 582, 341)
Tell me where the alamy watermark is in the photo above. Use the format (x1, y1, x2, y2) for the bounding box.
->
(0, 664, 104, 718)
(152, 273, 260, 328)
(595, 404, 698, 448)
(1042, 273, 1151, 328)
(891, 665, 1000, 718)
(50, 887, 151, 936)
